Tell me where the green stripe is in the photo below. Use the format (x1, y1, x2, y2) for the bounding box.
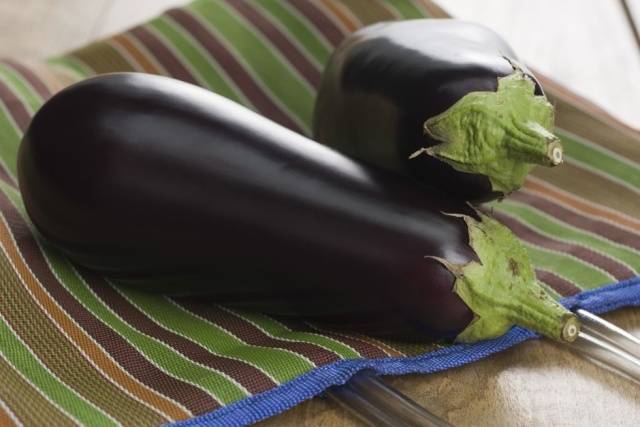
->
(188, 1, 314, 131)
(0, 102, 20, 178)
(0, 185, 248, 404)
(147, 17, 248, 105)
(536, 277, 563, 300)
(46, 56, 95, 79)
(339, 0, 393, 24)
(0, 183, 23, 212)
(0, 67, 42, 113)
(69, 43, 136, 74)
(0, 316, 114, 426)
(388, 0, 429, 18)
(560, 130, 640, 191)
(0, 63, 43, 179)
(524, 244, 613, 289)
(119, 288, 313, 383)
(49, 254, 248, 404)
(2, 181, 362, 361)
(497, 201, 640, 273)
(234, 311, 362, 359)
(0, 355, 77, 427)
(0, 180, 362, 366)
(254, 0, 332, 67)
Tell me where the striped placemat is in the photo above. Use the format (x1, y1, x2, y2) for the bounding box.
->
(0, 1, 638, 425)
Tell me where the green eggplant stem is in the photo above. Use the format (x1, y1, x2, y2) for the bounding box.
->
(431, 212, 579, 343)
(416, 70, 563, 195)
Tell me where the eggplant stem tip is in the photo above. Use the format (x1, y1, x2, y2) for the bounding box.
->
(562, 315, 581, 342)
(548, 142, 563, 165)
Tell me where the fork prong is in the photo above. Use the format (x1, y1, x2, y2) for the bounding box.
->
(326, 370, 452, 427)
(576, 309, 640, 355)
(566, 310, 640, 383)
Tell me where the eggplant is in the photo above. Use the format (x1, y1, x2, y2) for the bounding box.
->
(313, 20, 563, 202)
(18, 73, 577, 343)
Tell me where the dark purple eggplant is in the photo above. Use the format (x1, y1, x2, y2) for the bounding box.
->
(18, 73, 577, 343)
(313, 20, 563, 202)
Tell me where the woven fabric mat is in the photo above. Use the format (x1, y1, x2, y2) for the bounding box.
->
(0, 1, 638, 425)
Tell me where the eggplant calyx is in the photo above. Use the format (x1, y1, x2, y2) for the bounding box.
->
(431, 212, 579, 343)
(418, 70, 562, 195)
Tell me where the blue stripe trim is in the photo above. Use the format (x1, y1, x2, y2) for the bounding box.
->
(167, 276, 640, 427)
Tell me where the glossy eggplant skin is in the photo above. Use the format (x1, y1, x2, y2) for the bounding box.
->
(313, 20, 544, 202)
(18, 73, 478, 341)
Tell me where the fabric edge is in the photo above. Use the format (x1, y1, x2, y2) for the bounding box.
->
(166, 276, 640, 427)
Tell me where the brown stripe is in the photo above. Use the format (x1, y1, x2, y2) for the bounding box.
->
(0, 78, 30, 132)
(349, 335, 405, 358)
(102, 39, 147, 74)
(531, 161, 640, 220)
(338, 0, 395, 25)
(0, 229, 186, 419)
(512, 189, 640, 251)
(535, 269, 582, 297)
(0, 193, 215, 415)
(0, 206, 188, 422)
(0, 161, 17, 188)
(0, 224, 170, 426)
(524, 178, 640, 233)
(415, 0, 449, 18)
(23, 62, 70, 93)
(1, 60, 53, 100)
(371, 0, 403, 19)
(494, 211, 635, 281)
(82, 274, 277, 395)
(225, 0, 321, 88)
(41, 61, 83, 91)
(537, 71, 640, 139)
(286, 0, 346, 47)
(0, 64, 45, 187)
(167, 8, 304, 134)
(176, 300, 341, 366)
(111, 34, 163, 74)
(557, 108, 640, 164)
(70, 42, 137, 74)
(274, 317, 389, 359)
(129, 25, 200, 84)
(0, 403, 19, 427)
(28, 62, 67, 92)
(306, 322, 395, 358)
(318, 0, 360, 31)
(0, 356, 76, 427)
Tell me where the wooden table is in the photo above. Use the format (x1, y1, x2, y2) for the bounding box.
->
(2, 1, 639, 425)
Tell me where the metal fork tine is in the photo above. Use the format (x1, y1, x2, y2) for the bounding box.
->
(327, 370, 452, 427)
(566, 310, 640, 383)
(330, 309, 640, 426)
(576, 309, 640, 355)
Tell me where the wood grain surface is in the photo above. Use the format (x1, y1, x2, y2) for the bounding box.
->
(1, 1, 639, 426)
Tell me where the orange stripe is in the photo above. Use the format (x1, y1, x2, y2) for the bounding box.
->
(318, 0, 359, 32)
(361, 337, 405, 357)
(537, 71, 640, 138)
(111, 34, 163, 74)
(0, 219, 189, 421)
(0, 404, 19, 427)
(29, 63, 71, 93)
(523, 179, 640, 233)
